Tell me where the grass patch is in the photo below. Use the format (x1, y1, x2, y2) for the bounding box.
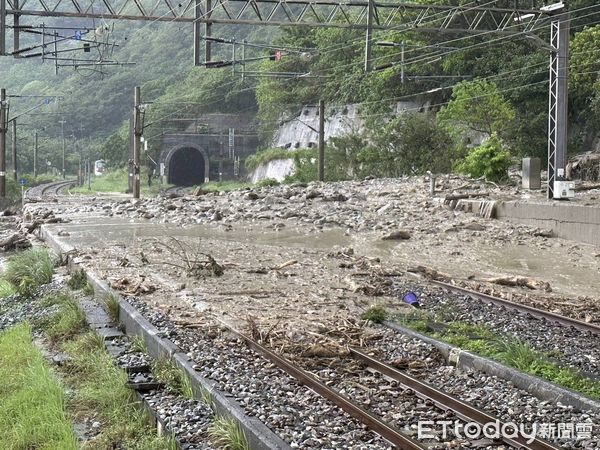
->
(398, 315, 600, 399)
(69, 168, 169, 196)
(67, 269, 88, 290)
(208, 415, 250, 450)
(4, 248, 54, 296)
(62, 333, 177, 449)
(0, 279, 16, 298)
(43, 295, 87, 343)
(361, 305, 389, 324)
(151, 357, 194, 399)
(83, 282, 94, 296)
(0, 323, 77, 449)
(130, 334, 148, 354)
(103, 293, 120, 322)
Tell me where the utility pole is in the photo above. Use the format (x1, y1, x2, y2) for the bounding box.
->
(547, 3, 569, 199)
(59, 119, 66, 178)
(12, 0, 19, 57)
(205, 0, 212, 62)
(400, 41, 405, 84)
(0, 88, 6, 197)
(11, 119, 16, 181)
(132, 86, 141, 199)
(33, 129, 38, 178)
(318, 99, 325, 182)
(364, 0, 374, 72)
(0, 0, 5, 56)
(193, 0, 202, 65)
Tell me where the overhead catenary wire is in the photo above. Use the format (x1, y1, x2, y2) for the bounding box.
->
(309, 3, 600, 77)
(313, 0, 505, 57)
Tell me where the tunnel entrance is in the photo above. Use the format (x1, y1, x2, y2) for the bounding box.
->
(167, 147, 207, 186)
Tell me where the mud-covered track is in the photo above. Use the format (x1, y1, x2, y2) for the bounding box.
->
(25, 180, 75, 199)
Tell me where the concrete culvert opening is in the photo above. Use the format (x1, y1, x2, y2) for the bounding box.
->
(168, 147, 206, 186)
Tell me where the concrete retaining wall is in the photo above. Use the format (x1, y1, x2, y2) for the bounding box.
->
(495, 201, 600, 246)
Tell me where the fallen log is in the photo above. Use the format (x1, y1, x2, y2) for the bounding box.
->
(480, 275, 552, 292)
(0, 233, 31, 251)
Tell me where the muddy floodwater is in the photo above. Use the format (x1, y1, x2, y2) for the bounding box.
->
(50, 215, 600, 300)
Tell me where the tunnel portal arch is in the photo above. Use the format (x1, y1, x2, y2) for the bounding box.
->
(165, 144, 210, 186)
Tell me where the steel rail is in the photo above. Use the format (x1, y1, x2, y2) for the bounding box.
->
(224, 325, 427, 450)
(26, 180, 75, 198)
(416, 276, 600, 336)
(350, 348, 560, 450)
(42, 180, 74, 196)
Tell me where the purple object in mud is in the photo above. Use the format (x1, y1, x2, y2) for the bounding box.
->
(402, 291, 420, 308)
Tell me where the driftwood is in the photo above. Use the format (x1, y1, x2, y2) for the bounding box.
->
(575, 182, 600, 192)
(407, 265, 452, 283)
(480, 276, 552, 292)
(0, 233, 31, 251)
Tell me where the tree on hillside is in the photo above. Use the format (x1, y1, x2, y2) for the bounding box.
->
(571, 25, 600, 130)
(437, 80, 516, 140)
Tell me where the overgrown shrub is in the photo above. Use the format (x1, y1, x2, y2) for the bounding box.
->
(361, 305, 388, 324)
(245, 148, 293, 171)
(455, 135, 512, 182)
(255, 178, 280, 187)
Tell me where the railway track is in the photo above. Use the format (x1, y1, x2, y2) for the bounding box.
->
(122, 294, 596, 449)
(164, 185, 189, 196)
(414, 276, 600, 336)
(25, 180, 75, 199)
(397, 273, 600, 379)
(227, 322, 560, 450)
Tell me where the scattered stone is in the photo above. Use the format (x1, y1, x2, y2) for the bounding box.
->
(382, 230, 412, 240)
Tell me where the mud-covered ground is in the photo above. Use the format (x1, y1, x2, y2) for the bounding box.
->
(19, 175, 600, 333)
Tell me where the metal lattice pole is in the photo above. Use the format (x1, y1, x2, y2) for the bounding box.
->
(547, 11, 569, 199)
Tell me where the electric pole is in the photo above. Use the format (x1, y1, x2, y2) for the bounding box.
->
(33, 130, 38, 178)
(318, 99, 325, 182)
(132, 86, 142, 199)
(0, 88, 6, 197)
(364, 0, 374, 72)
(59, 119, 66, 179)
(547, 3, 570, 199)
(11, 119, 16, 181)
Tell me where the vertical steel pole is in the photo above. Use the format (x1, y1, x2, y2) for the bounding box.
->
(364, 0, 374, 72)
(0, 0, 5, 56)
(11, 119, 16, 181)
(53, 31, 58, 75)
(241, 40, 246, 81)
(0, 88, 6, 197)
(547, 9, 569, 199)
(401, 41, 405, 84)
(232, 39, 236, 75)
(205, 0, 212, 63)
(33, 130, 38, 178)
(318, 100, 325, 182)
(59, 119, 66, 178)
(13, 0, 19, 56)
(194, 0, 202, 65)
(133, 86, 141, 199)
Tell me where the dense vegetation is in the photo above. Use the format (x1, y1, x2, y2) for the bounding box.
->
(1, 1, 599, 181)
